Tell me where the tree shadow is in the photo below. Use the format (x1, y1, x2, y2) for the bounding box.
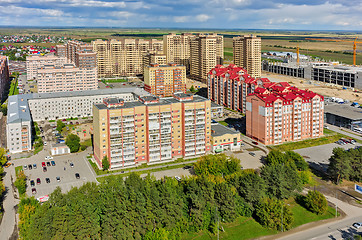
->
(336, 227, 359, 239)
(307, 161, 330, 181)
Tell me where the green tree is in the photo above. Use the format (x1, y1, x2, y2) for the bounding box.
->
(0, 104, 7, 116)
(190, 85, 198, 93)
(304, 190, 328, 215)
(328, 147, 353, 184)
(285, 151, 309, 171)
(214, 182, 237, 222)
(255, 198, 294, 231)
(193, 154, 240, 177)
(144, 228, 170, 240)
(56, 120, 66, 133)
(0, 147, 7, 166)
(235, 171, 266, 206)
(102, 156, 110, 171)
(65, 134, 80, 153)
(265, 150, 287, 166)
(15, 170, 27, 195)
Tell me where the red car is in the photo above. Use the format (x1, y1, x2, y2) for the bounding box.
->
(42, 162, 46, 167)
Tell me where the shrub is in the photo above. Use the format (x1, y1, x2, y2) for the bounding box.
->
(304, 190, 328, 215)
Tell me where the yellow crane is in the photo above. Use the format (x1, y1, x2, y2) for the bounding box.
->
(296, 46, 300, 65)
(306, 37, 362, 66)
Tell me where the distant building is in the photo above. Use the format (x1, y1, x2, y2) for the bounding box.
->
(211, 123, 241, 153)
(144, 63, 186, 97)
(142, 51, 167, 74)
(190, 33, 224, 82)
(324, 103, 362, 130)
(93, 93, 211, 169)
(163, 33, 194, 70)
(233, 35, 261, 79)
(0, 56, 9, 101)
(55, 45, 66, 58)
(26, 54, 66, 80)
(246, 87, 324, 145)
(92, 39, 163, 78)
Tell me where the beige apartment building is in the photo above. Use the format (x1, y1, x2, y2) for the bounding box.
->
(233, 35, 261, 79)
(37, 64, 97, 93)
(92, 38, 163, 78)
(144, 63, 186, 97)
(65, 40, 94, 65)
(26, 54, 66, 80)
(163, 33, 194, 70)
(56, 45, 66, 58)
(143, 51, 167, 74)
(93, 93, 211, 169)
(190, 33, 224, 82)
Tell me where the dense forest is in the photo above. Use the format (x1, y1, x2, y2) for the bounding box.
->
(19, 152, 318, 239)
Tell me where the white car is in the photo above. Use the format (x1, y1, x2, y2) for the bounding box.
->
(44, 141, 47, 146)
(45, 156, 53, 160)
(174, 176, 181, 181)
(353, 222, 362, 229)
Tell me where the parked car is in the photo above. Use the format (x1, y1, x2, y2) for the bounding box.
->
(353, 222, 362, 229)
(70, 162, 74, 168)
(46, 178, 50, 183)
(36, 178, 41, 185)
(42, 162, 46, 167)
(183, 165, 192, 170)
(46, 162, 51, 167)
(44, 141, 47, 146)
(252, 141, 259, 145)
(43, 167, 47, 172)
(32, 188, 36, 194)
(33, 164, 37, 169)
(28, 164, 32, 170)
(75, 173, 80, 179)
(56, 176, 61, 182)
(249, 152, 256, 157)
(30, 180, 35, 187)
(51, 161, 56, 166)
(174, 176, 181, 181)
(23, 165, 28, 170)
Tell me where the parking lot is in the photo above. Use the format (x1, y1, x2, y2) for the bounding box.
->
(16, 150, 96, 198)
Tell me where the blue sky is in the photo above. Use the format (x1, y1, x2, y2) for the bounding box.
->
(0, 0, 361, 30)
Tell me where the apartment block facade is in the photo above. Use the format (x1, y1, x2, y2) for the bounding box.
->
(26, 54, 66, 80)
(144, 63, 186, 97)
(0, 56, 9, 101)
(93, 93, 211, 169)
(190, 34, 224, 82)
(233, 35, 261, 79)
(208, 64, 270, 113)
(163, 33, 194, 70)
(246, 87, 324, 145)
(92, 39, 163, 78)
(37, 64, 97, 93)
(142, 51, 167, 74)
(65, 40, 94, 65)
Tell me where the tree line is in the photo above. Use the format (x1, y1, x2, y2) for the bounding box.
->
(18, 151, 325, 239)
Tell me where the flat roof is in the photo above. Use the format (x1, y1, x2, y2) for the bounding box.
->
(211, 102, 223, 108)
(211, 123, 239, 137)
(7, 94, 32, 124)
(325, 103, 362, 121)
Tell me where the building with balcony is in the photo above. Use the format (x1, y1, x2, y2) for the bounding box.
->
(93, 93, 211, 169)
(26, 54, 66, 80)
(144, 63, 186, 97)
(0, 56, 9, 101)
(233, 35, 261, 78)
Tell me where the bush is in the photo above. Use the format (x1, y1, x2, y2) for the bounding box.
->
(15, 170, 27, 195)
(56, 120, 65, 133)
(102, 156, 110, 171)
(65, 134, 80, 153)
(304, 190, 328, 215)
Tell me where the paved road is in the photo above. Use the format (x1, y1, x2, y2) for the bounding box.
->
(0, 165, 19, 240)
(278, 195, 362, 240)
(326, 123, 362, 141)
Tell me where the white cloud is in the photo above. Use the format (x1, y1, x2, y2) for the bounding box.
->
(195, 14, 212, 22)
(174, 16, 188, 23)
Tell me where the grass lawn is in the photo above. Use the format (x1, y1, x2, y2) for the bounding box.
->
(9, 78, 18, 96)
(34, 145, 43, 155)
(224, 51, 233, 57)
(183, 198, 337, 240)
(15, 166, 23, 175)
(104, 79, 128, 83)
(218, 121, 228, 126)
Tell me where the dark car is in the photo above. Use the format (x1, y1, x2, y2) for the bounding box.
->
(33, 163, 37, 169)
(30, 180, 35, 187)
(56, 176, 61, 182)
(32, 188, 36, 194)
(46, 162, 51, 167)
(42, 162, 46, 167)
(75, 173, 80, 179)
(43, 166, 47, 172)
(36, 178, 41, 185)
(46, 178, 50, 183)
(70, 162, 74, 168)
(28, 164, 32, 170)
(252, 141, 259, 145)
(51, 161, 56, 166)
(183, 165, 192, 170)
(249, 152, 256, 157)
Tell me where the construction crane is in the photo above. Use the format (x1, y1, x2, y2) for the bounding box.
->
(296, 46, 300, 65)
(306, 37, 362, 66)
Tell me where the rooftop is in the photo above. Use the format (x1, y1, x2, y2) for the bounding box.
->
(7, 94, 32, 124)
(325, 103, 362, 121)
(211, 123, 240, 137)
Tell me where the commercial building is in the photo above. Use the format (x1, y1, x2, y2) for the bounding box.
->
(93, 93, 211, 169)
(233, 35, 261, 79)
(190, 34, 224, 82)
(163, 33, 194, 70)
(208, 64, 272, 113)
(144, 63, 186, 97)
(246, 86, 324, 145)
(324, 103, 362, 130)
(0, 56, 9, 101)
(26, 54, 66, 80)
(7, 95, 32, 153)
(211, 123, 241, 153)
(263, 61, 362, 89)
(92, 38, 163, 78)
(36, 64, 97, 93)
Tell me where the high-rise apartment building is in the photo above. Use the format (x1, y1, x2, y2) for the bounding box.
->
(65, 40, 94, 65)
(208, 64, 270, 113)
(144, 63, 186, 97)
(142, 51, 167, 74)
(246, 86, 324, 145)
(0, 56, 9, 101)
(37, 64, 97, 93)
(163, 33, 194, 70)
(55, 45, 66, 58)
(92, 39, 163, 78)
(233, 35, 261, 78)
(26, 54, 66, 80)
(190, 33, 224, 82)
(93, 93, 211, 169)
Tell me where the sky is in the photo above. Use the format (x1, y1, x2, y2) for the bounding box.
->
(0, 0, 362, 30)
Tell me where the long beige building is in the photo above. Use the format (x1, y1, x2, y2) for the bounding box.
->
(233, 35, 261, 79)
(144, 63, 186, 97)
(190, 33, 224, 82)
(93, 93, 211, 169)
(163, 33, 194, 70)
(26, 54, 66, 80)
(92, 39, 163, 78)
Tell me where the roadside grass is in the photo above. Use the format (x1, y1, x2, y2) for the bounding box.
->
(183, 198, 337, 240)
(103, 79, 128, 83)
(9, 78, 18, 96)
(48, 120, 56, 122)
(33, 145, 43, 155)
(218, 121, 228, 126)
(15, 166, 23, 175)
(245, 147, 261, 152)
